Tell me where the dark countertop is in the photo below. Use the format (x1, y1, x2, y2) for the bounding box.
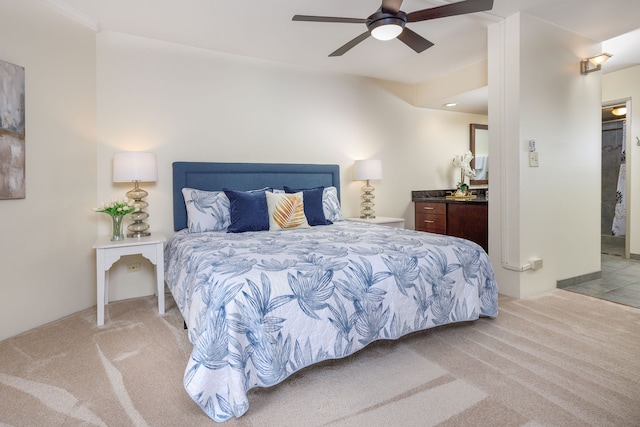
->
(413, 196, 488, 204)
(412, 189, 488, 204)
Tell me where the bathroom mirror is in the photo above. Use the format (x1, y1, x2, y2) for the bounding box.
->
(470, 123, 488, 186)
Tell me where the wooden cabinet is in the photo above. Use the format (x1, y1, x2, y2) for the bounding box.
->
(414, 201, 488, 253)
(446, 203, 488, 252)
(415, 202, 446, 234)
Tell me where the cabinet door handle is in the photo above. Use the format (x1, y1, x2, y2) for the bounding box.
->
(424, 220, 435, 223)
(423, 207, 435, 210)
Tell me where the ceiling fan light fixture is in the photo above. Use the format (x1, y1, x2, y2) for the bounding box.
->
(294, 0, 494, 56)
(367, 12, 406, 41)
(371, 21, 404, 40)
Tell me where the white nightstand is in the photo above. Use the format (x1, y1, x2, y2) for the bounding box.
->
(345, 216, 405, 229)
(93, 233, 166, 326)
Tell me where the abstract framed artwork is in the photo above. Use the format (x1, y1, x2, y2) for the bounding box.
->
(0, 59, 26, 199)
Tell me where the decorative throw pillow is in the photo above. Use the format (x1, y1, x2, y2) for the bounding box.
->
(223, 189, 270, 233)
(266, 192, 311, 231)
(323, 186, 344, 222)
(284, 186, 332, 226)
(182, 188, 231, 232)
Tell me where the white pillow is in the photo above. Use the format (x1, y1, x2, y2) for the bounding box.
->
(323, 186, 344, 222)
(266, 192, 310, 231)
(182, 188, 230, 232)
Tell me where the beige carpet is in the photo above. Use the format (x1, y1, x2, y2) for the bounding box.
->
(1, 290, 639, 426)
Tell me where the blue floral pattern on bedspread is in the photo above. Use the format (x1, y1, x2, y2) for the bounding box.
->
(164, 221, 498, 422)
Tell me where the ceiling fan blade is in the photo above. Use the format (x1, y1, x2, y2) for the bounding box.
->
(396, 27, 434, 53)
(407, 0, 493, 23)
(329, 32, 371, 57)
(292, 15, 366, 24)
(381, 0, 404, 13)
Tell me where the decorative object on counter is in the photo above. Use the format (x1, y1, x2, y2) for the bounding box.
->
(411, 188, 488, 201)
(447, 151, 477, 200)
(113, 151, 158, 237)
(353, 159, 382, 218)
(94, 199, 137, 241)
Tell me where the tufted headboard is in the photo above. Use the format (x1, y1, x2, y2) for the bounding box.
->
(172, 162, 341, 231)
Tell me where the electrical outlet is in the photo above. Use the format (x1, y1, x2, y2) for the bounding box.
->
(127, 262, 141, 273)
(530, 258, 543, 270)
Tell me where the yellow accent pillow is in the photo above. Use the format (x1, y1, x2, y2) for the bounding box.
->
(266, 191, 310, 231)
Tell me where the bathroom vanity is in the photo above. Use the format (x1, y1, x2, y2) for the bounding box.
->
(412, 190, 488, 253)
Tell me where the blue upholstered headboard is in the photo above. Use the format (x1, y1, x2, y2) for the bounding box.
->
(172, 162, 341, 231)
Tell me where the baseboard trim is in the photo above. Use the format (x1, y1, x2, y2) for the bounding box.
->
(557, 270, 602, 289)
(601, 235, 624, 245)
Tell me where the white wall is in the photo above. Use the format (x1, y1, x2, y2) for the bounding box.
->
(0, 0, 97, 340)
(95, 31, 487, 302)
(603, 65, 640, 256)
(0, 7, 484, 339)
(1, 3, 614, 338)
(488, 13, 602, 298)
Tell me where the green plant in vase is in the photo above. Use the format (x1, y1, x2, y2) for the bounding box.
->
(94, 199, 137, 241)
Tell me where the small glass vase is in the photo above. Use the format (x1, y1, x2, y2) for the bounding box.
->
(110, 215, 125, 241)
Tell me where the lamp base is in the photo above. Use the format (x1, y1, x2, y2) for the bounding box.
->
(360, 180, 376, 219)
(127, 208, 151, 237)
(127, 231, 151, 238)
(126, 181, 151, 238)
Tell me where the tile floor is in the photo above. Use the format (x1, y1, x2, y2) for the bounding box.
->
(564, 237, 640, 308)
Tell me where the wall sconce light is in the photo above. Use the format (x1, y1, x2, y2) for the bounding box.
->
(113, 152, 158, 237)
(580, 53, 612, 74)
(353, 159, 382, 219)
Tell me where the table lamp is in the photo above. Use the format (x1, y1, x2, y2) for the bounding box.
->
(353, 159, 382, 219)
(113, 151, 158, 237)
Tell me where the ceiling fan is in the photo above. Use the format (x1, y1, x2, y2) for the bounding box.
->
(292, 0, 494, 57)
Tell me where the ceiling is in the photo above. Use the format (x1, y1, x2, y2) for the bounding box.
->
(47, 0, 640, 113)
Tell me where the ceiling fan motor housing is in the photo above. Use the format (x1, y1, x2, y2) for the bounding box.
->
(367, 10, 407, 38)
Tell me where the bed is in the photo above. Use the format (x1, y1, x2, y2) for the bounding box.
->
(165, 162, 499, 422)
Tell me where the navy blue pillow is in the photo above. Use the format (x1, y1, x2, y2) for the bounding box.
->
(223, 189, 269, 233)
(283, 186, 332, 226)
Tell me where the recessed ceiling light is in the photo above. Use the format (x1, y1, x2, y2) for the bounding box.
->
(444, 103, 457, 107)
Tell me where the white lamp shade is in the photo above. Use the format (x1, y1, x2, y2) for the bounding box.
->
(113, 152, 158, 182)
(354, 159, 383, 181)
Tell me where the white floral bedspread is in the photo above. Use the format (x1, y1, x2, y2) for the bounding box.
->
(164, 221, 498, 422)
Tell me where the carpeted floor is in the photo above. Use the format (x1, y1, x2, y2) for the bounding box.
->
(1, 289, 639, 426)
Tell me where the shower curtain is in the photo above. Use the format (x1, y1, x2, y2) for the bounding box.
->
(612, 122, 626, 236)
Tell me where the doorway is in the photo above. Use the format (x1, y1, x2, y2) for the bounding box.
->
(601, 102, 628, 257)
